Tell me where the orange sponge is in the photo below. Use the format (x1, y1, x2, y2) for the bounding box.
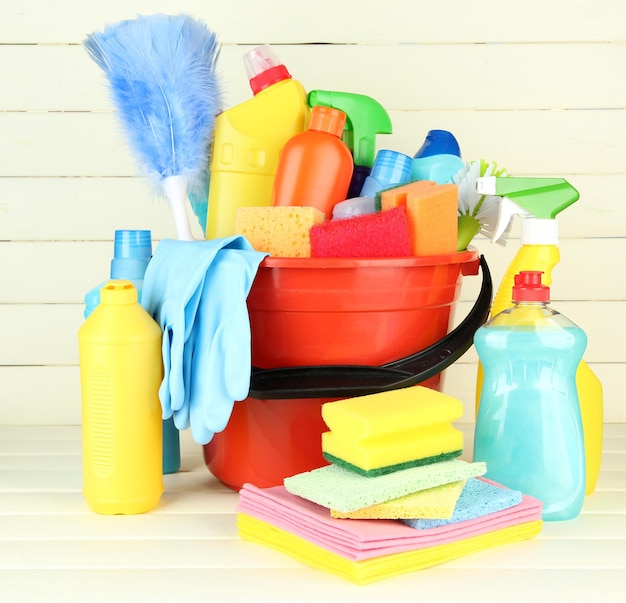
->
(235, 206, 325, 258)
(378, 180, 458, 256)
(378, 180, 437, 212)
(406, 184, 458, 256)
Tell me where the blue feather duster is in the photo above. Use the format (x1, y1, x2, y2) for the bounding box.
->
(84, 14, 221, 240)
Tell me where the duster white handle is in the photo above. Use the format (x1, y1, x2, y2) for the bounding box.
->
(162, 174, 196, 241)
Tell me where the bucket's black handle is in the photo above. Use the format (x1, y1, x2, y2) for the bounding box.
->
(248, 255, 492, 399)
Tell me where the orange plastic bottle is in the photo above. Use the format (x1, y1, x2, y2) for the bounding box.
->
(272, 105, 354, 220)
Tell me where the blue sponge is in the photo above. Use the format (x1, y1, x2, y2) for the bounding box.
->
(403, 477, 522, 529)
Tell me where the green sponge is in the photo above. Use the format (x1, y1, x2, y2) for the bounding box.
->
(284, 459, 487, 513)
(323, 449, 463, 477)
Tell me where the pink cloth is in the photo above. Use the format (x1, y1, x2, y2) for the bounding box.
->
(236, 478, 542, 561)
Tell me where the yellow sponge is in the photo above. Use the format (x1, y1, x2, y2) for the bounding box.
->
(235, 206, 325, 257)
(330, 479, 466, 520)
(321, 386, 463, 475)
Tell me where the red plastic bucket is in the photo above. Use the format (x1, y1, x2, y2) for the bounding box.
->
(203, 249, 483, 490)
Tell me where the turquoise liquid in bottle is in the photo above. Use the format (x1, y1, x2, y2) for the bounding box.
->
(473, 271, 587, 521)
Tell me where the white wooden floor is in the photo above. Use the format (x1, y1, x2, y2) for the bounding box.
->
(1, 423, 625, 603)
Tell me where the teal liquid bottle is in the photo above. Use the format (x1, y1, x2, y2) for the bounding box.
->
(83, 230, 180, 474)
(473, 271, 587, 521)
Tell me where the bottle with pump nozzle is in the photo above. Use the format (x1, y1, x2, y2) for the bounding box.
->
(272, 105, 354, 219)
(79, 280, 164, 514)
(307, 90, 393, 198)
(475, 176, 603, 495)
(473, 271, 587, 521)
(205, 44, 309, 239)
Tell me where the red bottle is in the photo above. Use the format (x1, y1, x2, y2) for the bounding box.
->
(272, 105, 353, 219)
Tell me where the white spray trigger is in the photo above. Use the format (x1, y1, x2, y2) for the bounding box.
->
(475, 176, 497, 195)
(492, 197, 531, 243)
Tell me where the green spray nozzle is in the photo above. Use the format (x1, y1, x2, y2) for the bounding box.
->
(476, 176, 580, 242)
(307, 89, 392, 167)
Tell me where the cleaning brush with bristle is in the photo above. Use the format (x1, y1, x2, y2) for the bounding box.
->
(453, 160, 510, 251)
(84, 13, 221, 240)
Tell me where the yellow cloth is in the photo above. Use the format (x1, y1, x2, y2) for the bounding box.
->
(237, 513, 542, 585)
(330, 480, 465, 520)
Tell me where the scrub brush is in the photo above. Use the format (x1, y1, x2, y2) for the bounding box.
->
(453, 160, 509, 251)
(84, 13, 221, 240)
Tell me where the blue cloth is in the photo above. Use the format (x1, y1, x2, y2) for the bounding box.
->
(141, 236, 267, 444)
(402, 478, 523, 529)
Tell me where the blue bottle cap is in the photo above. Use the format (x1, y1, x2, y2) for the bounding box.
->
(360, 149, 413, 197)
(414, 130, 461, 158)
(370, 149, 413, 182)
(111, 230, 152, 280)
(114, 230, 152, 261)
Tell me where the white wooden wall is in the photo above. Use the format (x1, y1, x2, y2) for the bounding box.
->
(1, 0, 624, 425)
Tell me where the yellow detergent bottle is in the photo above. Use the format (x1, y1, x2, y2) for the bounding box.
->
(205, 44, 309, 239)
(474, 177, 603, 495)
(78, 280, 164, 514)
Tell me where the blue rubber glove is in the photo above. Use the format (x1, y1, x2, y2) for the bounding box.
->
(142, 236, 242, 420)
(141, 236, 267, 444)
(186, 244, 265, 443)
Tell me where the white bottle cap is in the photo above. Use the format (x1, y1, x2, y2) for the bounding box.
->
(521, 218, 559, 245)
(243, 45, 281, 80)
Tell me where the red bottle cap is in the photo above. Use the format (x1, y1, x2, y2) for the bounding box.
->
(512, 271, 550, 302)
(249, 64, 291, 95)
(244, 45, 292, 95)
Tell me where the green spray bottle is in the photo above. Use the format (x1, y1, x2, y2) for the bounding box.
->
(475, 176, 603, 495)
(307, 90, 392, 198)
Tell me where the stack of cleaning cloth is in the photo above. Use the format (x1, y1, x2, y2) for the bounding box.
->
(236, 386, 543, 584)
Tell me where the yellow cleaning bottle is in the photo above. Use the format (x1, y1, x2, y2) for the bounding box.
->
(475, 177, 603, 495)
(205, 44, 309, 239)
(78, 280, 164, 514)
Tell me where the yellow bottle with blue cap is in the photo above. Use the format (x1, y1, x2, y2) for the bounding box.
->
(205, 45, 308, 239)
(78, 280, 163, 514)
(475, 177, 603, 495)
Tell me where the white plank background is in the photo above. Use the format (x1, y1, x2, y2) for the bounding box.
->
(1, 0, 625, 427)
(1, 4, 625, 599)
